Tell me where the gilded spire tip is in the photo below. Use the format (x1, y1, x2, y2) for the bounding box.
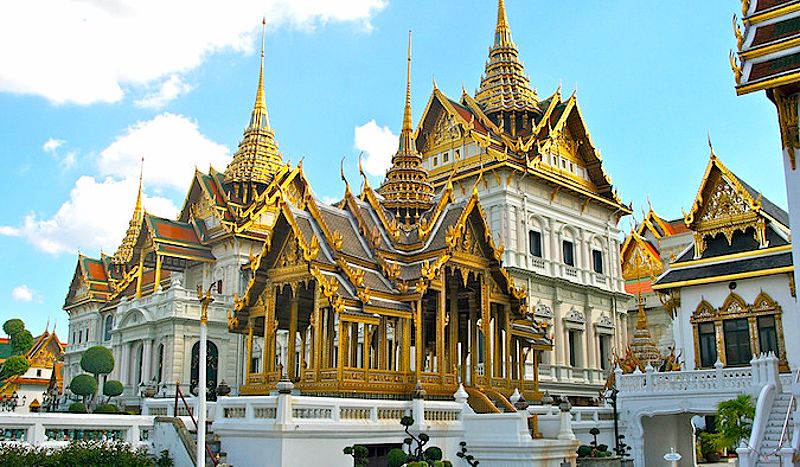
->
(403, 30, 413, 133)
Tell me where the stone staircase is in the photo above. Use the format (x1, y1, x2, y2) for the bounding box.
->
(189, 423, 229, 467)
(756, 391, 793, 466)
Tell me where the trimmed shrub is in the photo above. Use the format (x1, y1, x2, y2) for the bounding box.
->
(68, 402, 87, 413)
(70, 374, 97, 400)
(80, 346, 115, 376)
(387, 448, 408, 467)
(424, 446, 443, 461)
(103, 380, 124, 398)
(94, 403, 118, 413)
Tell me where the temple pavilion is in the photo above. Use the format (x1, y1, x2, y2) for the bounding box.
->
(227, 33, 551, 405)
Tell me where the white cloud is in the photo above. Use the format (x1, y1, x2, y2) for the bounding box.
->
(97, 113, 231, 189)
(11, 285, 39, 303)
(134, 74, 194, 110)
(2, 176, 178, 256)
(42, 138, 77, 170)
(0, 0, 387, 105)
(43, 138, 65, 153)
(354, 119, 397, 177)
(0, 112, 232, 255)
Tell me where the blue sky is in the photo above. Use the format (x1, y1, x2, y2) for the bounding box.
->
(0, 1, 784, 335)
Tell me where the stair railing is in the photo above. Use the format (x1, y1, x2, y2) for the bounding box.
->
(771, 368, 800, 458)
(173, 385, 219, 466)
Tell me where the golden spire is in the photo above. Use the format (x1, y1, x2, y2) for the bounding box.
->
(475, 0, 538, 120)
(224, 18, 283, 199)
(378, 31, 434, 221)
(114, 157, 145, 265)
(628, 251, 662, 369)
(495, 0, 511, 46)
(251, 17, 269, 130)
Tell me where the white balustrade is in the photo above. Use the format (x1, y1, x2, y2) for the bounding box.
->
(0, 413, 154, 448)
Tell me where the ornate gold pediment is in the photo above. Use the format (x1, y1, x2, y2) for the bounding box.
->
(423, 111, 461, 152)
(621, 240, 662, 281)
(691, 300, 717, 322)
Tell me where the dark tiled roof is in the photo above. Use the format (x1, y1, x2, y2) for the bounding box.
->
(656, 251, 792, 286)
(675, 227, 788, 263)
(734, 174, 790, 227)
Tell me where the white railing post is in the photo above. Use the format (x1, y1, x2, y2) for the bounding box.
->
(276, 376, 294, 427)
(644, 364, 654, 390)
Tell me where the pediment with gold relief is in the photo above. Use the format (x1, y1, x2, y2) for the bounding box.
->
(697, 174, 754, 225)
(273, 234, 306, 270)
(621, 240, 662, 281)
(720, 292, 747, 315)
(692, 300, 717, 321)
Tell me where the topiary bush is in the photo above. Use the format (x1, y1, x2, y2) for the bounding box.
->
(387, 447, 408, 467)
(68, 402, 87, 413)
(81, 346, 115, 377)
(103, 380, 124, 401)
(94, 403, 118, 414)
(69, 374, 97, 403)
(2, 319, 24, 337)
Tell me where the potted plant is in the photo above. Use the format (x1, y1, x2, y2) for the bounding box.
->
(698, 431, 724, 463)
(576, 427, 621, 466)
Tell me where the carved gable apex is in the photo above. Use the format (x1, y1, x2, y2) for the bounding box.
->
(621, 234, 662, 281)
(685, 154, 767, 256)
(274, 233, 305, 269)
(697, 173, 754, 224)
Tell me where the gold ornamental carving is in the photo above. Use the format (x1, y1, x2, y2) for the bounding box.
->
(427, 112, 461, 151)
(774, 90, 799, 170)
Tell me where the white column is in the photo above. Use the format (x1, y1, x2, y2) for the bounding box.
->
(585, 308, 597, 372)
(197, 320, 208, 467)
(120, 343, 131, 385)
(141, 339, 153, 384)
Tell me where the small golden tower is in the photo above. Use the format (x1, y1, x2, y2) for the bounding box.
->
(378, 31, 435, 224)
(113, 157, 144, 265)
(224, 18, 283, 204)
(474, 0, 539, 133)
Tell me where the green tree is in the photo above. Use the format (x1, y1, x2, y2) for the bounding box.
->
(103, 380, 124, 403)
(69, 374, 98, 404)
(2, 319, 34, 356)
(2, 319, 24, 338)
(0, 355, 29, 381)
(10, 330, 33, 356)
(81, 346, 115, 405)
(716, 394, 755, 449)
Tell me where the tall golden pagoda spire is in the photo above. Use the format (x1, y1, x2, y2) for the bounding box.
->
(378, 31, 434, 223)
(224, 18, 283, 203)
(114, 158, 145, 264)
(475, 0, 539, 124)
(628, 253, 661, 369)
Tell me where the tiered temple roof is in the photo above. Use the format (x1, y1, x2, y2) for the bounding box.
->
(414, 0, 630, 217)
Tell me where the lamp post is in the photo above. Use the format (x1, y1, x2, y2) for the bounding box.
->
(604, 386, 621, 456)
(196, 285, 214, 467)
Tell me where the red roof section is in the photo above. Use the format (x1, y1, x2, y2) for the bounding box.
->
(625, 280, 653, 295)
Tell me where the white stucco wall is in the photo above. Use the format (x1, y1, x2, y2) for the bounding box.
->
(674, 273, 796, 371)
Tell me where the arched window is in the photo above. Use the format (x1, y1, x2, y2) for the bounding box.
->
(104, 315, 113, 341)
(156, 344, 165, 383)
(191, 341, 219, 400)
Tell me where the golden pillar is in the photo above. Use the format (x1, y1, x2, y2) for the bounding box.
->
(288, 287, 299, 379)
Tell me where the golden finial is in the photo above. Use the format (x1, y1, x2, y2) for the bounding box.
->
(251, 17, 270, 129)
(432, 75, 438, 91)
(402, 30, 413, 135)
(495, 0, 511, 45)
(134, 156, 144, 220)
(707, 132, 717, 158)
(742, 0, 750, 18)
